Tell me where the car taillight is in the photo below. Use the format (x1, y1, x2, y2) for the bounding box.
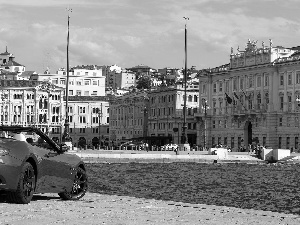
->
(0, 148, 9, 156)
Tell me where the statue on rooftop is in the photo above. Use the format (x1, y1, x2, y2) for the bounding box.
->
(269, 39, 273, 48)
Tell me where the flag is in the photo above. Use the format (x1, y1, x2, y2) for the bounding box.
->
(241, 90, 249, 100)
(233, 92, 239, 100)
(225, 93, 232, 104)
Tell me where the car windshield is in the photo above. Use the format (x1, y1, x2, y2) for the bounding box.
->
(0, 126, 60, 151)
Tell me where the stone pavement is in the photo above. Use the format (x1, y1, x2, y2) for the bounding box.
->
(0, 192, 299, 225)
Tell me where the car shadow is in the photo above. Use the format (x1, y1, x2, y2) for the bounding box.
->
(0, 193, 61, 203)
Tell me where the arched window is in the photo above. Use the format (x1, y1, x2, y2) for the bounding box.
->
(265, 92, 269, 104)
(188, 95, 192, 102)
(257, 93, 261, 105)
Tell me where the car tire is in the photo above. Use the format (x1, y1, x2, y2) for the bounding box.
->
(58, 167, 88, 200)
(6, 162, 36, 204)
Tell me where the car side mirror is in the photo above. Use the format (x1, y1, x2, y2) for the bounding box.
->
(60, 144, 69, 153)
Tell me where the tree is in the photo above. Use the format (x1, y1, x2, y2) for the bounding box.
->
(136, 75, 152, 90)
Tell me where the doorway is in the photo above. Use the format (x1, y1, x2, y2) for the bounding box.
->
(244, 121, 252, 148)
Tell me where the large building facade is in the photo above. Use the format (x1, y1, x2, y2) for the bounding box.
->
(148, 84, 198, 147)
(196, 39, 300, 151)
(109, 90, 149, 145)
(0, 80, 64, 140)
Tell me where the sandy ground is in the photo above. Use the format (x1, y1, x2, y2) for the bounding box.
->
(1, 192, 300, 225)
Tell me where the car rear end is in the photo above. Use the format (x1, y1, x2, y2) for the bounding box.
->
(0, 140, 23, 191)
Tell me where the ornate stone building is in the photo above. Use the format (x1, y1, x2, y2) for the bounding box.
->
(196, 39, 300, 151)
(0, 80, 64, 141)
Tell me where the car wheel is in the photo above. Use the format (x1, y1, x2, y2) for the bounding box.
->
(58, 167, 88, 200)
(6, 162, 36, 204)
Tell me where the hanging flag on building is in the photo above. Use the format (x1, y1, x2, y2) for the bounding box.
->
(225, 93, 232, 104)
(233, 92, 239, 100)
(241, 90, 249, 100)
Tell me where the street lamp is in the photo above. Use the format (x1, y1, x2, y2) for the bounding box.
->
(96, 105, 103, 150)
(62, 7, 72, 147)
(201, 99, 210, 150)
(181, 16, 189, 150)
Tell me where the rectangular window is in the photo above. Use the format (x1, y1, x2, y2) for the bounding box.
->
(91, 91, 97, 95)
(84, 80, 90, 85)
(279, 117, 283, 126)
(224, 137, 227, 146)
(263, 137, 266, 146)
(219, 82, 223, 92)
(231, 137, 234, 148)
(288, 72, 292, 85)
(84, 91, 89, 96)
(76, 90, 81, 96)
(225, 81, 229, 92)
(240, 78, 244, 90)
(295, 117, 299, 127)
(79, 107, 86, 113)
(278, 137, 282, 148)
(213, 83, 217, 93)
(264, 74, 269, 86)
(280, 96, 284, 110)
(287, 117, 290, 127)
(69, 90, 73, 95)
(202, 84, 206, 94)
(212, 120, 216, 128)
(295, 137, 299, 149)
(287, 137, 290, 149)
(60, 79, 65, 85)
(257, 76, 261, 87)
(280, 74, 284, 86)
(249, 76, 253, 88)
(93, 80, 98, 85)
(79, 116, 86, 123)
(233, 79, 237, 90)
(296, 71, 300, 84)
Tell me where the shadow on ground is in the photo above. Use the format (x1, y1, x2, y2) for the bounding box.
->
(0, 193, 61, 203)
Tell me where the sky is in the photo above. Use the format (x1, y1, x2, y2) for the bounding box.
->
(0, 0, 300, 73)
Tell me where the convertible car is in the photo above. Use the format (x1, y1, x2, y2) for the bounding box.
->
(0, 126, 88, 204)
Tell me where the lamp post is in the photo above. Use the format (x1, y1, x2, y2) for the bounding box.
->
(96, 104, 103, 150)
(181, 16, 189, 149)
(62, 7, 72, 147)
(202, 99, 209, 150)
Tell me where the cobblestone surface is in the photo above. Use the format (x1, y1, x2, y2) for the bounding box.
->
(1, 192, 300, 225)
(1, 162, 300, 224)
(87, 162, 300, 214)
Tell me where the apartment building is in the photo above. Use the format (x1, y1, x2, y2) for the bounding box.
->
(64, 96, 109, 148)
(31, 65, 106, 96)
(148, 84, 199, 147)
(109, 90, 149, 146)
(106, 65, 136, 90)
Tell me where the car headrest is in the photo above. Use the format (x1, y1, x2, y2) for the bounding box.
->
(13, 133, 27, 142)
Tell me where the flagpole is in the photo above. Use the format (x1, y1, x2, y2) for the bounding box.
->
(182, 16, 189, 147)
(62, 7, 72, 147)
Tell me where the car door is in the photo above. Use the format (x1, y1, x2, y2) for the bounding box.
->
(34, 147, 74, 193)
